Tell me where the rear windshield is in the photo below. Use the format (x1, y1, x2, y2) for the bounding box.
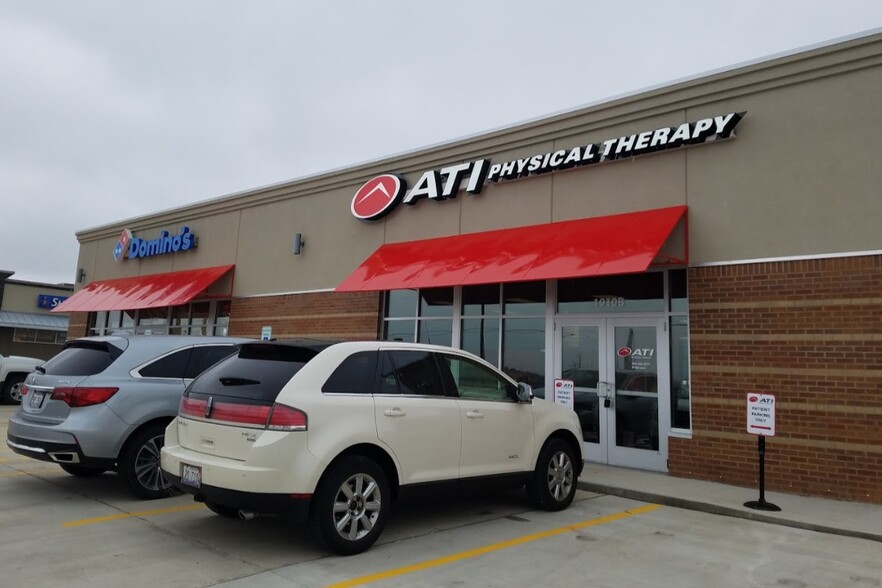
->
(40, 341, 121, 376)
(185, 343, 318, 403)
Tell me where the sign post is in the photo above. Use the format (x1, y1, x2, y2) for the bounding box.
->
(744, 393, 781, 512)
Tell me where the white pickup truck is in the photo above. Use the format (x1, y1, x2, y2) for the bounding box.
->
(1, 354, 44, 404)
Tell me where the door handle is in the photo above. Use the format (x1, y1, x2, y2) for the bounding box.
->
(383, 408, 406, 417)
(466, 411, 484, 419)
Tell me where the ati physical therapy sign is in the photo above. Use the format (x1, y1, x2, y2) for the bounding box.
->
(747, 393, 776, 436)
(112, 226, 198, 262)
(351, 112, 744, 220)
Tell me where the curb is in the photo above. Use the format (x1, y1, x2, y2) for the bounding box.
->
(577, 481, 882, 544)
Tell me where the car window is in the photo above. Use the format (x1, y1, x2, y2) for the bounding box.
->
(322, 351, 378, 394)
(440, 354, 514, 401)
(184, 345, 239, 379)
(186, 343, 318, 403)
(41, 341, 120, 376)
(379, 350, 446, 397)
(138, 348, 191, 379)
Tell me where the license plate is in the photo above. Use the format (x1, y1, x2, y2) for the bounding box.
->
(181, 464, 202, 488)
(28, 391, 45, 408)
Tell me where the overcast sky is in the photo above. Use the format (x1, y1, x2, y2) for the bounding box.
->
(3, 1, 882, 285)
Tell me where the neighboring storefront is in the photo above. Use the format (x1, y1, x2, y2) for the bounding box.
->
(56, 32, 882, 503)
(0, 272, 71, 360)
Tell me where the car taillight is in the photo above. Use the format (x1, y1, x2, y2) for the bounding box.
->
(20, 384, 29, 397)
(179, 396, 306, 431)
(51, 386, 119, 407)
(268, 404, 307, 431)
(179, 396, 207, 418)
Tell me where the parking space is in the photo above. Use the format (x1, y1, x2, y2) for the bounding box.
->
(3, 405, 880, 588)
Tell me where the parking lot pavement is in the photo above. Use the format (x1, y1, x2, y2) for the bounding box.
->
(3, 404, 881, 588)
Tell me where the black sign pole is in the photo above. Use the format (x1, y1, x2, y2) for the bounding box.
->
(744, 435, 781, 511)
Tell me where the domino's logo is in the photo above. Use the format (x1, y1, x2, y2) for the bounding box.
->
(113, 229, 133, 262)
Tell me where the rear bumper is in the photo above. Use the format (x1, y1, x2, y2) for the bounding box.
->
(165, 472, 312, 519)
(6, 433, 116, 470)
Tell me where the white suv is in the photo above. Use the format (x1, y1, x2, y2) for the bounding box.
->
(161, 340, 583, 555)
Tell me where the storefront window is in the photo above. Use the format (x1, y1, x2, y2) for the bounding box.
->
(419, 287, 453, 318)
(383, 288, 454, 344)
(213, 300, 231, 336)
(13, 329, 65, 345)
(384, 319, 415, 342)
(503, 281, 545, 316)
(386, 290, 418, 318)
(417, 320, 452, 346)
(670, 316, 691, 429)
(502, 317, 545, 389)
(558, 273, 664, 313)
(462, 284, 500, 316)
(189, 302, 211, 335)
(136, 308, 169, 335)
(461, 317, 500, 366)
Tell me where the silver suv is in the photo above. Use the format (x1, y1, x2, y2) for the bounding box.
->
(7, 334, 250, 499)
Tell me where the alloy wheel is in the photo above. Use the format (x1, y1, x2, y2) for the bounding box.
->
(133, 434, 171, 492)
(546, 450, 574, 501)
(332, 472, 382, 541)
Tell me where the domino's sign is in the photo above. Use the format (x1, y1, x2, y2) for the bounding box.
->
(113, 226, 198, 262)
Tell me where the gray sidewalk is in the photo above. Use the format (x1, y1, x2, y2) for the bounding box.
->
(577, 463, 882, 543)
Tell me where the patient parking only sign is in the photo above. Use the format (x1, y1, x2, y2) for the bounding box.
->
(747, 393, 776, 436)
(553, 379, 574, 409)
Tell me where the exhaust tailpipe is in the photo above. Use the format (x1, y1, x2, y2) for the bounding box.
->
(238, 510, 258, 521)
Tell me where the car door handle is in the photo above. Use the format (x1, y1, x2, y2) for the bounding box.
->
(384, 408, 406, 417)
(466, 411, 484, 419)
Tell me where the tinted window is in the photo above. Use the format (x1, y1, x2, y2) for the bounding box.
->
(186, 343, 318, 403)
(380, 350, 446, 397)
(41, 342, 120, 376)
(184, 345, 239, 379)
(441, 354, 514, 401)
(139, 348, 190, 379)
(322, 351, 378, 394)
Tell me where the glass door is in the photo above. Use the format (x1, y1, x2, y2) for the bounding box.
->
(606, 318, 669, 471)
(555, 317, 669, 471)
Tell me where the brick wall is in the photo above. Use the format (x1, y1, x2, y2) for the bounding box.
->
(670, 255, 882, 503)
(229, 291, 382, 341)
(67, 312, 89, 339)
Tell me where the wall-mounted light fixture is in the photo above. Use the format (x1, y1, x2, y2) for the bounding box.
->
(293, 233, 305, 255)
(76, 268, 86, 283)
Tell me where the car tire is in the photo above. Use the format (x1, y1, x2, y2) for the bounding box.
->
(309, 456, 389, 555)
(2, 374, 26, 404)
(205, 501, 240, 518)
(118, 423, 182, 500)
(525, 438, 577, 511)
(59, 464, 107, 477)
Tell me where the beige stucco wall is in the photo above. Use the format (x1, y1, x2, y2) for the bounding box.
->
(1, 282, 73, 314)
(71, 32, 882, 297)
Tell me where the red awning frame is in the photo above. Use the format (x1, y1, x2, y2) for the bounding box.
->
(52, 265, 235, 313)
(336, 206, 687, 292)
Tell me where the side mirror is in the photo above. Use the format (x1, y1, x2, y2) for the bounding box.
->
(516, 382, 533, 403)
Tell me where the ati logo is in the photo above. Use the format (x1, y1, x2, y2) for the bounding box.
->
(351, 174, 407, 220)
(618, 347, 654, 358)
(749, 395, 774, 404)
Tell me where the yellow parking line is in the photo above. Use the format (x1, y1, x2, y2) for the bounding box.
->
(326, 504, 662, 588)
(62, 503, 206, 528)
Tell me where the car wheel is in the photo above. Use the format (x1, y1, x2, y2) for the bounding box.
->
(118, 423, 182, 500)
(309, 456, 389, 555)
(526, 438, 577, 511)
(59, 464, 107, 477)
(2, 374, 26, 404)
(204, 501, 239, 518)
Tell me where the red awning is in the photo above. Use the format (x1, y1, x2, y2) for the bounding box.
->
(336, 206, 687, 292)
(52, 265, 235, 313)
